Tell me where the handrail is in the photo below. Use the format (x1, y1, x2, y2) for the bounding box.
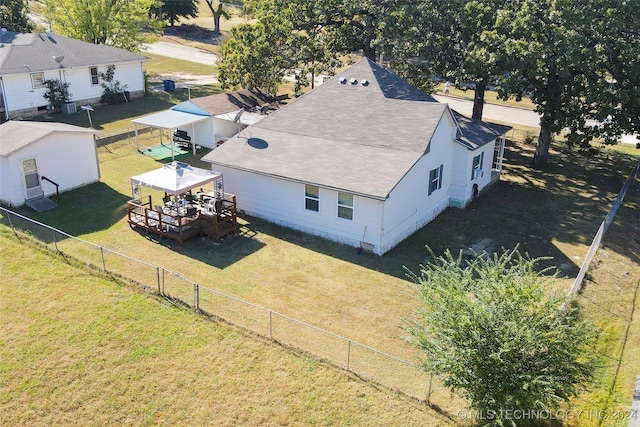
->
(40, 176, 60, 203)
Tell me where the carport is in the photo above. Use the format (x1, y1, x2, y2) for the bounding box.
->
(132, 110, 210, 160)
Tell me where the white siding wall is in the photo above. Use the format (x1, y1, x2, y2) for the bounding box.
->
(0, 133, 100, 206)
(212, 166, 384, 253)
(379, 118, 456, 254)
(213, 118, 240, 144)
(64, 62, 144, 102)
(175, 120, 215, 149)
(449, 141, 496, 208)
(2, 62, 144, 117)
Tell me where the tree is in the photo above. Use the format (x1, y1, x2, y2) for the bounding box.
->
(489, 0, 640, 168)
(43, 79, 71, 112)
(204, 0, 230, 36)
(43, 0, 162, 51)
(0, 0, 33, 32)
(151, 0, 198, 27)
(219, 0, 410, 93)
(385, 0, 508, 120)
(218, 0, 340, 94)
(406, 248, 598, 425)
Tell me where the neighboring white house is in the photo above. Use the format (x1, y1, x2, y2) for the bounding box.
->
(0, 31, 149, 121)
(0, 120, 101, 207)
(132, 89, 284, 151)
(202, 58, 511, 255)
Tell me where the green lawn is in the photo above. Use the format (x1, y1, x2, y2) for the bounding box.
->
(4, 103, 640, 422)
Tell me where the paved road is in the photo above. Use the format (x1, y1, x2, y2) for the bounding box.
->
(142, 40, 219, 66)
(432, 94, 541, 128)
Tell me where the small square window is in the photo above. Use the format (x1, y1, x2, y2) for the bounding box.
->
(337, 192, 353, 220)
(305, 184, 319, 212)
(31, 72, 44, 89)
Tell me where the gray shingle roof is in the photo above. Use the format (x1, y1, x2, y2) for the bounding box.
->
(453, 111, 512, 150)
(0, 32, 149, 75)
(0, 120, 100, 157)
(184, 89, 284, 116)
(203, 58, 510, 199)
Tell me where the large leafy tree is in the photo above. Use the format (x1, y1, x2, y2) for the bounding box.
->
(218, 0, 421, 93)
(489, 0, 640, 168)
(0, 0, 33, 32)
(386, 0, 507, 120)
(218, 0, 340, 94)
(407, 248, 599, 426)
(43, 0, 162, 51)
(151, 0, 198, 27)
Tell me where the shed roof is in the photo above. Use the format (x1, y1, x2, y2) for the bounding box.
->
(176, 89, 284, 116)
(0, 120, 100, 157)
(0, 32, 149, 75)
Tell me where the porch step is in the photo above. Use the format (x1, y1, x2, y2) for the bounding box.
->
(25, 197, 58, 212)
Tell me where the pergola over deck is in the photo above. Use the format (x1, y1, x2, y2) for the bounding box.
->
(130, 161, 223, 198)
(127, 162, 236, 245)
(131, 110, 210, 159)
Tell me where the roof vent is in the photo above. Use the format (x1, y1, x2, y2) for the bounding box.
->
(339, 77, 347, 84)
(350, 78, 358, 85)
(361, 79, 369, 86)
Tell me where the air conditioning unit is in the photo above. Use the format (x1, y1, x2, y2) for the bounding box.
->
(474, 167, 484, 179)
(62, 102, 77, 114)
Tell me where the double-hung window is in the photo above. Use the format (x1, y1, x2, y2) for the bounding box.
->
(428, 164, 444, 195)
(90, 67, 99, 85)
(337, 192, 353, 220)
(471, 152, 484, 180)
(31, 72, 45, 89)
(305, 184, 319, 211)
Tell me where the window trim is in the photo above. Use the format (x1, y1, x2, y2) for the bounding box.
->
(337, 191, 353, 220)
(471, 152, 484, 180)
(89, 66, 99, 86)
(305, 184, 319, 212)
(429, 164, 443, 195)
(30, 72, 45, 89)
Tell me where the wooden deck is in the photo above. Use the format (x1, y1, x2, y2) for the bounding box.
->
(127, 193, 237, 245)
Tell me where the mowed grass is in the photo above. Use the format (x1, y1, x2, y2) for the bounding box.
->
(569, 170, 640, 427)
(0, 235, 452, 426)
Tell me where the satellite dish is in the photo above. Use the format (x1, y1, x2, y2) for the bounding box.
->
(53, 56, 64, 66)
(233, 108, 245, 123)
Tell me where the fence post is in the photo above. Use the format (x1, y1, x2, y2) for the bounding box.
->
(5, 211, 21, 243)
(161, 268, 165, 294)
(51, 227, 59, 252)
(156, 266, 161, 294)
(194, 283, 199, 310)
(426, 373, 433, 405)
(100, 246, 107, 271)
(347, 340, 351, 371)
(269, 311, 273, 339)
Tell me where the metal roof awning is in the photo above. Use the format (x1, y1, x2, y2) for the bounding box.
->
(132, 110, 209, 129)
(132, 110, 211, 159)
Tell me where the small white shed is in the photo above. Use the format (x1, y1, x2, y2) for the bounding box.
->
(0, 121, 101, 206)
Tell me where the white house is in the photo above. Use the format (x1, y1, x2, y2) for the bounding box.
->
(0, 31, 149, 121)
(202, 59, 510, 255)
(0, 120, 101, 207)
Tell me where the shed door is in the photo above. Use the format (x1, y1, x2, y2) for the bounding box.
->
(22, 159, 43, 200)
